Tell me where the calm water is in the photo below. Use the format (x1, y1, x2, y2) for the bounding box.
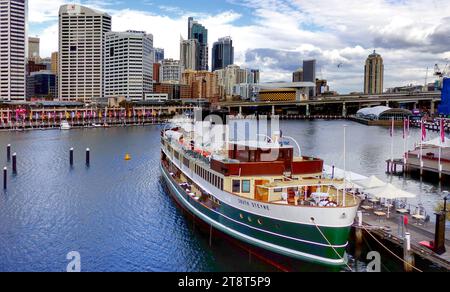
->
(0, 120, 446, 272)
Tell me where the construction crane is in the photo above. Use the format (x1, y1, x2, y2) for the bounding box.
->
(433, 61, 449, 90)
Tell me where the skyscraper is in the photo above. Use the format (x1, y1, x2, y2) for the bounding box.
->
(58, 4, 111, 101)
(154, 48, 164, 63)
(212, 37, 234, 72)
(0, 0, 27, 101)
(215, 65, 251, 100)
(303, 60, 316, 83)
(180, 37, 199, 71)
(188, 17, 208, 71)
(364, 50, 384, 95)
(303, 60, 316, 96)
(28, 37, 40, 62)
(104, 30, 154, 101)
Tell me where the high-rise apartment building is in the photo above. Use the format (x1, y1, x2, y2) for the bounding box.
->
(188, 17, 208, 71)
(0, 0, 27, 101)
(364, 50, 384, 95)
(104, 30, 154, 101)
(160, 59, 183, 83)
(212, 37, 234, 72)
(58, 4, 111, 101)
(215, 65, 251, 100)
(182, 70, 218, 101)
(180, 37, 199, 71)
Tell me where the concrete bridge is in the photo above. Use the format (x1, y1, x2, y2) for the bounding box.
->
(218, 92, 442, 116)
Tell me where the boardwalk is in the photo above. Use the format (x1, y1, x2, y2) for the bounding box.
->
(359, 206, 450, 270)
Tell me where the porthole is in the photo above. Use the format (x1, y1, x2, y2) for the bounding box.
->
(258, 219, 263, 225)
(239, 214, 244, 219)
(248, 217, 252, 223)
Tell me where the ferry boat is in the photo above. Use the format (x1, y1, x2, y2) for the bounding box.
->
(160, 117, 360, 267)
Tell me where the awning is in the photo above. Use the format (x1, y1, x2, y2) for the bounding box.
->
(422, 137, 450, 148)
(367, 183, 416, 199)
(260, 178, 340, 190)
(323, 165, 367, 181)
(354, 175, 386, 189)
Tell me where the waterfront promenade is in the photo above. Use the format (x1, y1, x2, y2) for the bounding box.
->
(0, 106, 195, 130)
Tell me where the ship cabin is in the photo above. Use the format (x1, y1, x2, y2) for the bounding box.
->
(162, 129, 358, 208)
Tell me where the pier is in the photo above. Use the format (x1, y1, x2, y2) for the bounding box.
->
(410, 119, 450, 133)
(326, 166, 450, 271)
(386, 148, 450, 180)
(356, 205, 450, 271)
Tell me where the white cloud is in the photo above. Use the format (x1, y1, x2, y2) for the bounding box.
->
(30, 0, 450, 93)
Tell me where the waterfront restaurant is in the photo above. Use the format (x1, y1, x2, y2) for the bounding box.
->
(354, 106, 412, 126)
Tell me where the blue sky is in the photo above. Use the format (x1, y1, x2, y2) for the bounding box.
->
(29, 0, 450, 93)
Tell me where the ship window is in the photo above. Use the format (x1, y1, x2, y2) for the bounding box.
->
(232, 180, 241, 193)
(242, 180, 250, 193)
(258, 219, 263, 225)
(248, 217, 252, 223)
(239, 214, 244, 219)
(274, 179, 282, 193)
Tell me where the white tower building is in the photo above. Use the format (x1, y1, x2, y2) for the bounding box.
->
(58, 4, 111, 101)
(0, 0, 27, 101)
(104, 30, 154, 101)
(160, 59, 182, 83)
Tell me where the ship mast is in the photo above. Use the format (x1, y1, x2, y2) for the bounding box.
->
(343, 125, 347, 207)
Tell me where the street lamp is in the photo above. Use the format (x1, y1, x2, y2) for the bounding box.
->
(443, 191, 450, 213)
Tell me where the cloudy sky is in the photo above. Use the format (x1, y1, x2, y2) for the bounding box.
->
(29, 0, 450, 93)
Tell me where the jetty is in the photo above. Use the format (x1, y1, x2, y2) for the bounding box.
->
(326, 166, 450, 271)
(356, 202, 450, 271)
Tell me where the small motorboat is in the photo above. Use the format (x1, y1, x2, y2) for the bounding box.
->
(92, 123, 102, 128)
(60, 120, 71, 130)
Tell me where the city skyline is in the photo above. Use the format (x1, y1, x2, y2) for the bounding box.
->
(24, 0, 450, 93)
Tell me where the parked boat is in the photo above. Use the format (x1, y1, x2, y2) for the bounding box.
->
(160, 117, 360, 266)
(60, 120, 71, 130)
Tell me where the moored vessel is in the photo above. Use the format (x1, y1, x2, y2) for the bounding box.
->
(160, 116, 360, 267)
(60, 120, 71, 130)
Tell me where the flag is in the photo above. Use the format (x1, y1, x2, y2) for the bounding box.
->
(406, 117, 410, 137)
(441, 119, 446, 144)
(403, 118, 407, 139)
(390, 117, 394, 137)
(421, 119, 427, 141)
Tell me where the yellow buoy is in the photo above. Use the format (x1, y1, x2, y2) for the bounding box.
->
(125, 153, 131, 161)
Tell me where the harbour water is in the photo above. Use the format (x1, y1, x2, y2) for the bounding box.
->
(0, 120, 447, 272)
